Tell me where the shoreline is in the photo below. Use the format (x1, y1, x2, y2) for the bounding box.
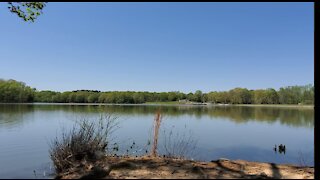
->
(0, 102, 314, 109)
(56, 156, 314, 179)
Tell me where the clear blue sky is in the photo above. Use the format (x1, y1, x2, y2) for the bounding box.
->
(0, 2, 314, 93)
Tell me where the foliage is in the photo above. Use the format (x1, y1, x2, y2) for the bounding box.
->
(207, 91, 230, 104)
(7, 2, 46, 22)
(0, 78, 314, 105)
(34, 90, 57, 102)
(228, 88, 252, 104)
(278, 85, 314, 105)
(0, 79, 35, 102)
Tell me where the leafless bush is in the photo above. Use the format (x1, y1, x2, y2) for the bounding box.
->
(298, 151, 311, 167)
(148, 111, 198, 159)
(49, 114, 119, 173)
(162, 125, 198, 159)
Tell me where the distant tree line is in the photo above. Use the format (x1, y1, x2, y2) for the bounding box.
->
(0, 79, 35, 102)
(0, 79, 314, 105)
(206, 86, 314, 105)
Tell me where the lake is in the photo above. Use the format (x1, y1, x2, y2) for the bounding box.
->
(0, 104, 314, 178)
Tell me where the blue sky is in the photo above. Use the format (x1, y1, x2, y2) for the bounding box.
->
(0, 2, 314, 93)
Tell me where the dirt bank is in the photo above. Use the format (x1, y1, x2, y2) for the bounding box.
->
(56, 156, 314, 179)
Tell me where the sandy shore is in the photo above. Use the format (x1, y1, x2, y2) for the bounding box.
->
(56, 156, 314, 179)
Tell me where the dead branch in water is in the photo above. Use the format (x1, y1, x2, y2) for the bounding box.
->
(151, 111, 162, 157)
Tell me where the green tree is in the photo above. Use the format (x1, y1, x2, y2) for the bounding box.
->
(0, 78, 313, 105)
(87, 93, 99, 103)
(207, 91, 219, 103)
(74, 92, 87, 103)
(253, 89, 267, 104)
(35, 90, 57, 102)
(302, 84, 314, 104)
(177, 92, 186, 100)
(193, 90, 203, 102)
(202, 93, 208, 103)
(158, 92, 168, 102)
(185, 93, 192, 101)
(0, 79, 35, 102)
(98, 93, 108, 103)
(52, 93, 63, 103)
(218, 91, 230, 104)
(7, 2, 47, 22)
(228, 88, 252, 104)
(133, 92, 145, 104)
(278, 85, 314, 104)
(68, 93, 77, 103)
(60, 92, 71, 103)
(265, 88, 279, 104)
(168, 92, 178, 101)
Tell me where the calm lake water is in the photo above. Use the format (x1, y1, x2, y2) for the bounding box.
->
(0, 104, 314, 178)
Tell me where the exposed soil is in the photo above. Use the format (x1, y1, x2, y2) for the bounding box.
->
(56, 156, 314, 179)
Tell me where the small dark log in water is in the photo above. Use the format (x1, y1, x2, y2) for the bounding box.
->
(278, 144, 286, 154)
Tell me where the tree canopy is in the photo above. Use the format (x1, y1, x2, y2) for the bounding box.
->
(7, 2, 46, 22)
(0, 79, 35, 102)
(0, 78, 314, 105)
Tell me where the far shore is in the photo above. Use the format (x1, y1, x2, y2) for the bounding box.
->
(0, 102, 314, 109)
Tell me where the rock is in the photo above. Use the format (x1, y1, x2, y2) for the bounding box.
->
(240, 165, 245, 172)
(79, 166, 111, 179)
(218, 158, 230, 162)
(54, 175, 62, 179)
(93, 151, 105, 160)
(260, 172, 268, 177)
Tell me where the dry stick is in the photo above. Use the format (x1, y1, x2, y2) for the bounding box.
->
(151, 111, 162, 157)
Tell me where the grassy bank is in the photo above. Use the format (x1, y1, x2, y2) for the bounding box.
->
(143, 102, 314, 108)
(144, 101, 185, 105)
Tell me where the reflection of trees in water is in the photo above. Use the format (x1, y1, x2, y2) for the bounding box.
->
(0, 105, 35, 128)
(207, 106, 256, 122)
(205, 106, 313, 129)
(254, 107, 279, 122)
(277, 108, 314, 128)
(0, 105, 314, 128)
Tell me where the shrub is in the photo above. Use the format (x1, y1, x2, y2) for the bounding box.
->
(162, 125, 198, 159)
(49, 114, 119, 173)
